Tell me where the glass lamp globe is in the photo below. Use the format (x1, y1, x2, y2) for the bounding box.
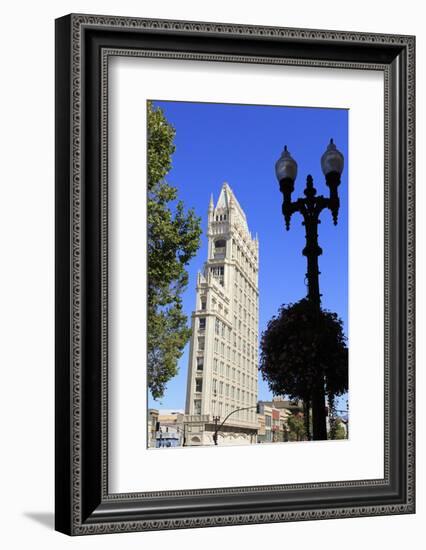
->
(321, 139, 344, 176)
(275, 146, 298, 182)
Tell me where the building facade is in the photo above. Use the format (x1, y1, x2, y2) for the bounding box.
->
(184, 183, 259, 446)
(147, 408, 159, 448)
(157, 410, 185, 447)
(257, 400, 293, 443)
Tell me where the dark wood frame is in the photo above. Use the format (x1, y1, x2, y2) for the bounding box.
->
(55, 13, 415, 535)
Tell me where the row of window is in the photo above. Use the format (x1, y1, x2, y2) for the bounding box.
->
(234, 299, 257, 323)
(214, 317, 227, 337)
(195, 361, 257, 395)
(233, 307, 257, 333)
(199, 276, 257, 320)
(212, 378, 256, 403)
(232, 315, 257, 348)
(193, 398, 257, 421)
(212, 315, 257, 351)
(234, 286, 258, 316)
(194, 382, 257, 407)
(231, 238, 257, 272)
(196, 356, 257, 391)
(213, 337, 257, 366)
(211, 401, 256, 422)
(210, 316, 257, 351)
(213, 359, 257, 389)
(232, 254, 257, 286)
(210, 297, 228, 318)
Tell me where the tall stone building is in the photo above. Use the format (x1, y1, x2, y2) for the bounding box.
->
(184, 183, 259, 446)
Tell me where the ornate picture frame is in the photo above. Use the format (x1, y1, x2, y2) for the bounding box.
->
(55, 14, 415, 535)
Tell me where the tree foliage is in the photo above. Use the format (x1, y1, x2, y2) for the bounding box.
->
(147, 101, 202, 399)
(259, 299, 348, 405)
(287, 412, 306, 442)
(329, 417, 347, 440)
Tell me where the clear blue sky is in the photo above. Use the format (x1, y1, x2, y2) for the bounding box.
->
(148, 100, 348, 412)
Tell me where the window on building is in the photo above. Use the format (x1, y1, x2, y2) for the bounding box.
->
(212, 379, 217, 395)
(200, 298, 206, 310)
(195, 378, 203, 393)
(211, 265, 225, 286)
(194, 400, 202, 415)
(213, 358, 217, 372)
(215, 318, 220, 335)
(198, 337, 205, 351)
(199, 317, 206, 330)
(196, 357, 204, 371)
(214, 239, 226, 259)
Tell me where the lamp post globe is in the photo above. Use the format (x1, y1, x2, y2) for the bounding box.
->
(275, 145, 298, 183)
(321, 138, 344, 224)
(321, 138, 344, 178)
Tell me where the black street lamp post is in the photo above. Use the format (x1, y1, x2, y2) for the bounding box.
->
(275, 139, 344, 441)
(212, 415, 220, 445)
(212, 406, 258, 445)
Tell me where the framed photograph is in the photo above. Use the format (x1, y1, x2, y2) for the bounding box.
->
(55, 14, 415, 535)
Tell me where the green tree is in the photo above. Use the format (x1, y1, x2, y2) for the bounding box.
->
(287, 413, 306, 442)
(147, 101, 202, 399)
(328, 416, 347, 440)
(259, 299, 348, 429)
